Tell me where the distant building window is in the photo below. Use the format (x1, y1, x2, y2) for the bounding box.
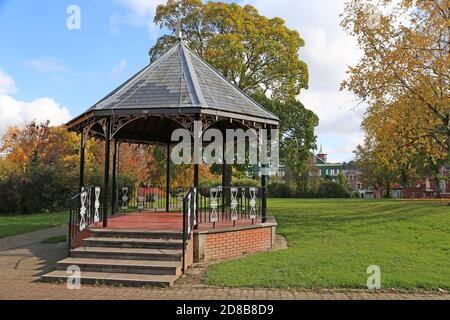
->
(425, 179, 431, 189)
(356, 183, 362, 189)
(440, 180, 446, 192)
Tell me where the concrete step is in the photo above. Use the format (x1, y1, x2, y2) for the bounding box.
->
(41, 270, 177, 288)
(56, 257, 181, 275)
(83, 237, 183, 250)
(71, 247, 182, 261)
(89, 228, 184, 240)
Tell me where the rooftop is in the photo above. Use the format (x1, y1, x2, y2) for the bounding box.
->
(67, 42, 279, 131)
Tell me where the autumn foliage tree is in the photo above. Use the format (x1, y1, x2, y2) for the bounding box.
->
(342, 0, 449, 197)
(0, 122, 81, 213)
(0, 119, 216, 214)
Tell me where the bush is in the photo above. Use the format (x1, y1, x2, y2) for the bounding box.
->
(0, 164, 78, 214)
(200, 177, 259, 189)
(232, 178, 259, 188)
(268, 181, 297, 198)
(316, 180, 352, 198)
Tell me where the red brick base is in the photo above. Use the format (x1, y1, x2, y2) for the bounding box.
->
(184, 235, 194, 269)
(193, 219, 277, 262)
(70, 228, 92, 249)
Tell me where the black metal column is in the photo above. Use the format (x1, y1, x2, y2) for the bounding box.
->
(193, 114, 200, 189)
(222, 133, 226, 214)
(111, 139, 118, 215)
(103, 117, 111, 228)
(261, 164, 267, 223)
(166, 143, 170, 212)
(79, 133, 85, 191)
(222, 133, 226, 187)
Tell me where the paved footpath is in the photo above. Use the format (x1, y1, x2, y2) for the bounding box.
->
(0, 225, 66, 252)
(0, 232, 448, 300)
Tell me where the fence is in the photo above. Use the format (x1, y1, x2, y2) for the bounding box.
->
(195, 187, 262, 227)
(68, 186, 103, 252)
(117, 186, 184, 213)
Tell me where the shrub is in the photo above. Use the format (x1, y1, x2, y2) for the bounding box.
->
(232, 178, 259, 188)
(268, 181, 296, 198)
(317, 180, 352, 198)
(0, 164, 78, 214)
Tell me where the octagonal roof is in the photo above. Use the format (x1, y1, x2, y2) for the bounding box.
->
(67, 42, 279, 130)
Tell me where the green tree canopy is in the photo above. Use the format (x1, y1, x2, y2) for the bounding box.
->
(151, 0, 309, 101)
(150, 0, 318, 190)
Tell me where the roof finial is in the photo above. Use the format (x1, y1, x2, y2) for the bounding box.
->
(319, 144, 323, 154)
(176, 20, 184, 42)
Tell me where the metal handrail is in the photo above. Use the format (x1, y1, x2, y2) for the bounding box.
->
(68, 186, 102, 256)
(182, 188, 196, 272)
(195, 186, 262, 227)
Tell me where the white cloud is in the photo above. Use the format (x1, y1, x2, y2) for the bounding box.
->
(242, 0, 364, 162)
(0, 70, 17, 95)
(110, 59, 128, 79)
(0, 70, 72, 136)
(116, 0, 162, 17)
(111, 0, 166, 37)
(23, 57, 71, 74)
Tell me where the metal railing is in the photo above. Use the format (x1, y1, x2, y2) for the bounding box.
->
(181, 186, 262, 272)
(68, 186, 103, 254)
(182, 188, 197, 272)
(117, 186, 184, 213)
(196, 187, 262, 227)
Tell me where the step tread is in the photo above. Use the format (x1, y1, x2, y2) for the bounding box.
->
(84, 237, 183, 244)
(58, 257, 181, 268)
(72, 247, 182, 256)
(42, 270, 177, 284)
(90, 228, 183, 235)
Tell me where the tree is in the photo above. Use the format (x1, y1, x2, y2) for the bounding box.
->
(252, 93, 318, 192)
(355, 141, 398, 198)
(341, 0, 449, 168)
(150, 0, 317, 189)
(0, 121, 79, 175)
(0, 122, 82, 213)
(362, 94, 446, 195)
(151, 0, 308, 102)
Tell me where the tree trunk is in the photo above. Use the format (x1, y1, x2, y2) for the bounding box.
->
(385, 182, 392, 199)
(434, 168, 442, 199)
(446, 115, 450, 205)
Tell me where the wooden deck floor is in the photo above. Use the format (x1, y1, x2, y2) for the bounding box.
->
(91, 212, 262, 232)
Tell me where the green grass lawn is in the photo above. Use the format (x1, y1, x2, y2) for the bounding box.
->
(207, 199, 450, 291)
(0, 212, 68, 239)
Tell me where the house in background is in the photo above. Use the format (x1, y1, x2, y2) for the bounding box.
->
(344, 169, 374, 199)
(402, 165, 450, 199)
(345, 166, 450, 199)
(314, 146, 343, 181)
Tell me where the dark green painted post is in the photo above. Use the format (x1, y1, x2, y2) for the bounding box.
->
(103, 117, 111, 228)
(79, 132, 85, 191)
(166, 143, 170, 212)
(111, 139, 118, 215)
(261, 164, 267, 223)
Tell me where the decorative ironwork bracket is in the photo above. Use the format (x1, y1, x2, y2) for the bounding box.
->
(249, 187, 257, 219)
(209, 187, 219, 223)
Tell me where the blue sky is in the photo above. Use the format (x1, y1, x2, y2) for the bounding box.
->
(0, 0, 365, 162)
